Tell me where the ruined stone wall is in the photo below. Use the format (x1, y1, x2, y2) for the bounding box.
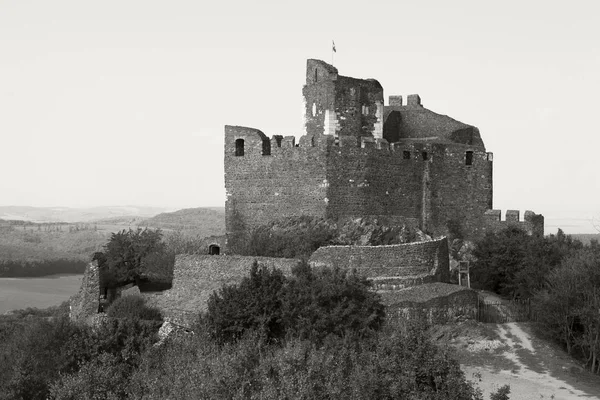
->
(303, 59, 383, 139)
(69, 262, 100, 323)
(309, 237, 449, 282)
(144, 255, 301, 327)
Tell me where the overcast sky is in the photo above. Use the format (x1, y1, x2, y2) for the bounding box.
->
(1, 0, 599, 232)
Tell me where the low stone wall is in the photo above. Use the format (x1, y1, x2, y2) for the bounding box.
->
(309, 237, 449, 282)
(144, 255, 301, 327)
(380, 282, 478, 324)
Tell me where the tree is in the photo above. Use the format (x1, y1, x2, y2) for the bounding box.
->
(282, 262, 385, 343)
(206, 261, 286, 343)
(534, 248, 600, 372)
(94, 228, 165, 288)
(205, 261, 385, 345)
(472, 227, 582, 298)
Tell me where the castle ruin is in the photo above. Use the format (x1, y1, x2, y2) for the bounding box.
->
(224, 59, 543, 249)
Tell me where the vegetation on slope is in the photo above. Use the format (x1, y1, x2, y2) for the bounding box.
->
(0, 262, 494, 400)
(231, 215, 422, 259)
(472, 226, 600, 374)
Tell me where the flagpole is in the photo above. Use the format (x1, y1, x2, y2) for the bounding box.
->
(331, 40, 336, 66)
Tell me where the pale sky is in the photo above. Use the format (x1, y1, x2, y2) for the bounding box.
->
(1, 0, 599, 232)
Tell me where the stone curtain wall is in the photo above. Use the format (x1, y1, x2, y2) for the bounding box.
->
(225, 129, 496, 246)
(144, 255, 301, 327)
(309, 237, 450, 282)
(69, 262, 100, 323)
(380, 282, 478, 324)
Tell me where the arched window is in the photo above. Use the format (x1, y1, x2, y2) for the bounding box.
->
(235, 139, 244, 156)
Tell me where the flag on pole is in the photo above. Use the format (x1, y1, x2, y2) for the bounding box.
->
(332, 40, 336, 53)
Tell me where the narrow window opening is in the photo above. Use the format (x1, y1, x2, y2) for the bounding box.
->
(208, 244, 220, 255)
(310, 137, 315, 147)
(403, 150, 411, 159)
(262, 140, 271, 156)
(235, 139, 244, 156)
(465, 151, 473, 166)
(275, 137, 282, 147)
(314, 68, 318, 82)
(422, 151, 428, 161)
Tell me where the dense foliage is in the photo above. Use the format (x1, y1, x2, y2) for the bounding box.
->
(0, 303, 160, 400)
(472, 226, 600, 374)
(128, 319, 484, 400)
(206, 262, 385, 344)
(533, 244, 600, 372)
(471, 227, 582, 297)
(0, 263, 510, 399)
(94, 228, 166, 287)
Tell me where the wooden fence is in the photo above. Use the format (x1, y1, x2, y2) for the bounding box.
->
(477, 298, 535, 323)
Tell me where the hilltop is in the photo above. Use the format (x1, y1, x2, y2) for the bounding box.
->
(138, 207, 225, 237)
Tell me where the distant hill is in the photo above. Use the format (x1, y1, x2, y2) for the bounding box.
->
(571, 233, 600, 246)
(139, 207, 225, 237)
(0, 205, 167, 223)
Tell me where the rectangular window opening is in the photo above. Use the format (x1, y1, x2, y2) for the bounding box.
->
(465, 151, 473, 166)
(403, 150, 411, 160)
(421, 151, 428, 161)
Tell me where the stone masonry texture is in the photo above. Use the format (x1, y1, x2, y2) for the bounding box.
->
(309, 237, 450, 282)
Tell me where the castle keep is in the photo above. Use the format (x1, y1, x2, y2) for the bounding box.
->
(225, 59, 543, 246)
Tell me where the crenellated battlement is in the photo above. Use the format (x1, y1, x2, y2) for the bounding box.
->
(483, 209, 544, 236)
(225, 124, 493, 164)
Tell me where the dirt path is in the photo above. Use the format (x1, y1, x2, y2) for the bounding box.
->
(461, 322, 600, 400)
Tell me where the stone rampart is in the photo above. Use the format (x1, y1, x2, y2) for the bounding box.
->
(309, 237, 449, 283)
(143, 255, 301, 327)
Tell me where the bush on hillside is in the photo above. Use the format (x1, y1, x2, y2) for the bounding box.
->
(205, 261, 385, 344)
(128, 318, 484, 399)
(106, 295, 163, 322)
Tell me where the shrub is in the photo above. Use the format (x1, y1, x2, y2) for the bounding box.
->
(106, 295, 163, 322)
(129, 319, 484, 399)
(206, 261, 285, 343)
(205, 261, 385, 345)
